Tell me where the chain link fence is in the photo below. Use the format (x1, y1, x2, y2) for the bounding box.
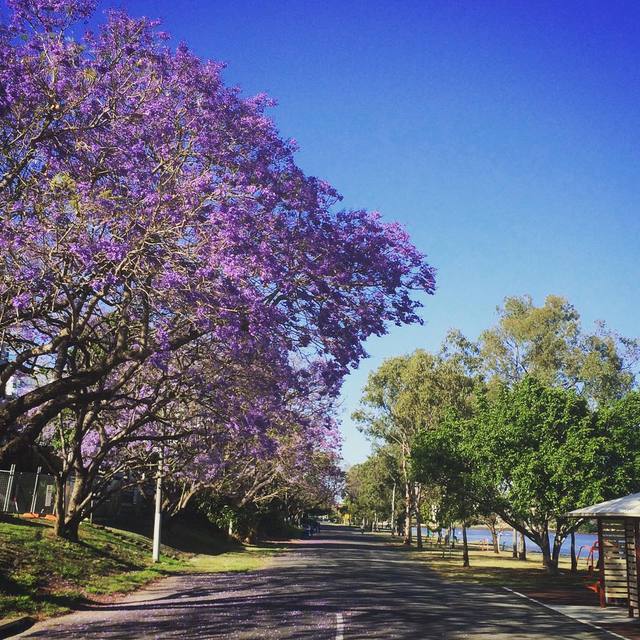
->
(0, 466, 60, 515)
(0, 467, 132, 519)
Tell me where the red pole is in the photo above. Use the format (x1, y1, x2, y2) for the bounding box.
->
(634, 521, 640, 618)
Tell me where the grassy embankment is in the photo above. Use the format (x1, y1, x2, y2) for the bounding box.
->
(0, 514, 283, 622)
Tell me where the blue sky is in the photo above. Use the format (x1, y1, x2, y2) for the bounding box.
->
(104, 0, 640, 464)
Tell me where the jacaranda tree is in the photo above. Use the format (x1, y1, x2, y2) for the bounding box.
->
(0, 0, 435, 464)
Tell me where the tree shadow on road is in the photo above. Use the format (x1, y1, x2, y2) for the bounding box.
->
(20, 526, 614, 639)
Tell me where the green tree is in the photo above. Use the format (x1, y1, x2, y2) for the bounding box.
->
(471, 377, 607, 573)
(344, 450, 398, 530)
(353, 354, 419, 545)
(413, 412, 491, 567)
(354, 350, 476, 547)
(595, 391, 640, 496)
(479, 295, 638, 404)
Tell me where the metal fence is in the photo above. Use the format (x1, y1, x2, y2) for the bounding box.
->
(0, 466, 59, 515)
(0, 466, 144, 520)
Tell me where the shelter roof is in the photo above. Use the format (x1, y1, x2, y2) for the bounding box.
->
(568, 493, 640, 518)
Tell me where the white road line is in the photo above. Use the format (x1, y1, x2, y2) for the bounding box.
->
(335, 612, 345, 640)
(502, 587, 630, 640)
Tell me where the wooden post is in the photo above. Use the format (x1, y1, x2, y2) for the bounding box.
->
(598, 518, 606, 608)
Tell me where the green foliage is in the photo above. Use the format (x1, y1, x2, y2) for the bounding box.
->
(478, 294, 638, 404)
(344, 448, 398, 523)
(354, 350, 477, 443)
(471, 377, 604, 524)
(596, 390, 640, 496)
(413, 413, 487, 526)
(355, 294, 640, 570)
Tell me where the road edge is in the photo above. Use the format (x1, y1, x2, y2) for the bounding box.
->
(502, 586, 630, 640)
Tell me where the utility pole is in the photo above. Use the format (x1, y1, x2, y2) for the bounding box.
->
(152, 450, 163, 563)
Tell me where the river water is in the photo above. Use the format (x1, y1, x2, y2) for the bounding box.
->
(412, 526, 598, 558)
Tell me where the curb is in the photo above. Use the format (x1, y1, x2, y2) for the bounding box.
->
(0, 616, 34, 639)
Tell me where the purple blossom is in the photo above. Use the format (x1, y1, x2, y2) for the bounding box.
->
(0, 0, 435, 505)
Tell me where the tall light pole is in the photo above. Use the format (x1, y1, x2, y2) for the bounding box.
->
(152, 449, 163, 562)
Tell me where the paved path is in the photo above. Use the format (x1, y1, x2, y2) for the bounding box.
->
(17, 525, 620, 639)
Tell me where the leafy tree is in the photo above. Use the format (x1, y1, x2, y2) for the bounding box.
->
(0, 0, 436, 543)
(479, 295, 638, 403)
(595, 391, 640, 496)
(470, 377, 609, 573)
(354, 350, 476, 546)
(353, 356, 415, 542)
(0, 0, 436, 465)
(344, 449, 398, 530)
(413, 410, 491, 567)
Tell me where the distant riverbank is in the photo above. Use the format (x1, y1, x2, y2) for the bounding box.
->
(412, 526, 597, 558)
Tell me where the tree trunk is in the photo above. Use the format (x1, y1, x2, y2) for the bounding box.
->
(570, 531, 577, 573)
(541, 537, 552, 569)
(53, 475, 65, 526)
(540, 532, 559, 574)
(512, 527, 518, 558)
(244, 523, 259, 544)
(518, 531, 527, 561)
(403, 480, 412, 545)
(552, 535, 564, 573)
(55, 474, 88, 541)
(462, 522, 470, 567)
(401, 447, 412, 545)
(491, 527, 500, 554)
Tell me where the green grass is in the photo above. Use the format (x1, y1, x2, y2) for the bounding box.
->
(0, 515, 281, 621)
(188, 544, 284, 573)
(408, 539, 595, 593)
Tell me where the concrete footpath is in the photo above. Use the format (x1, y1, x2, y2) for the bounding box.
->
(14, 525, 627, 639)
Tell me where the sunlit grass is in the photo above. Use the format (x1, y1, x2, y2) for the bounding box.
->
(188, 545, 285, 573)
(409, 538, 595, 591)
(0, 514, 278, 621)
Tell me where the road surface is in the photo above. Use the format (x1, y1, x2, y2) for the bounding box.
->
(17, 525, 619, 639)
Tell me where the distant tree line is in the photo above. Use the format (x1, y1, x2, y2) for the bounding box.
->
(349, 295, 640, 573)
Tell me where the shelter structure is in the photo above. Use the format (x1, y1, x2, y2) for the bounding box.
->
(568, 493, 640, 617)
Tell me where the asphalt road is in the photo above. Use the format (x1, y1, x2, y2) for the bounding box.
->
(17, 525, 619, 639)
